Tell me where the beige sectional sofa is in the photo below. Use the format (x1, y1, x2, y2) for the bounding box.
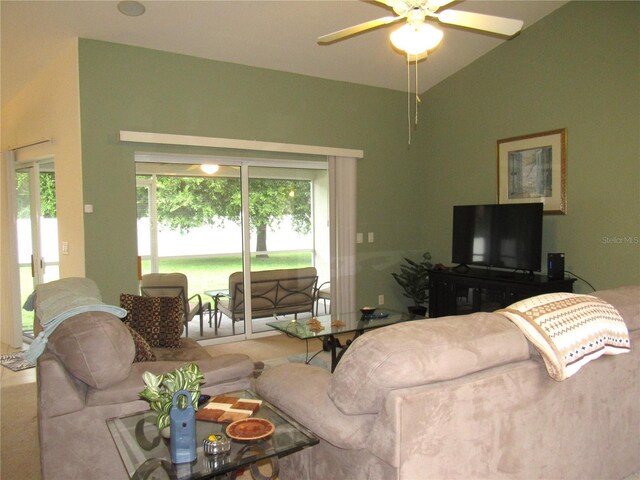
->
(37, 310, 254, 479)
(256, 286, 640, 479)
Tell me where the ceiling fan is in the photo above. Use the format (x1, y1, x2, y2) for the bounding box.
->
(318, 0, 524, 55)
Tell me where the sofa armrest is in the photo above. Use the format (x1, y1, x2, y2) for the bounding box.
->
(86, 354, 254, 407)
(256, 362, 376, 449)
(37, 352, 88, 418)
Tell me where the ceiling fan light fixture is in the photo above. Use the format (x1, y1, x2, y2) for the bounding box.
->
(200, 164, 219, 175)
(390, 22, 443, 55)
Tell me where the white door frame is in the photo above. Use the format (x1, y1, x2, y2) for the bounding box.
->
(10, 156, 57, 342)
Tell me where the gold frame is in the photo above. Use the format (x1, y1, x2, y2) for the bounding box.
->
(497, 128, 567, 215)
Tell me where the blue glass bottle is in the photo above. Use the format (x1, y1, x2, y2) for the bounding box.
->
(170, 389, 197, 464)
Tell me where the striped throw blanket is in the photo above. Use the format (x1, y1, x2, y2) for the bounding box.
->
(497, 292, 630, 381)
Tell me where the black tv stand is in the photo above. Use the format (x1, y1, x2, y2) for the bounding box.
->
(493, 269, 534, 280)
(452, 264, 470, 273)
(428, 267, 575, 318)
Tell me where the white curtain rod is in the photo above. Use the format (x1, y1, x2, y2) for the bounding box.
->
(9, 138, 52, 151)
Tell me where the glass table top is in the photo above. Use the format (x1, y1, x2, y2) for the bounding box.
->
(266, 309, 423, 340)
(106, 390, 318, 479)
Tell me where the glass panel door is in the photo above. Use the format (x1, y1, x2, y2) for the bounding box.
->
(246, 166, 323, 335)
(15, 161, 59, 337)
(136, 162, 244, 340)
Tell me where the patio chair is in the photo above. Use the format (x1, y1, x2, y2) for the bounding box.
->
(140, 273, 211, 337)
(315, 281, 331, 315)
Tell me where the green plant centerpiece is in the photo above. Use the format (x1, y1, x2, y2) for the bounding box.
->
(391, 252, 433, 313)
(139, 362, 205, 431)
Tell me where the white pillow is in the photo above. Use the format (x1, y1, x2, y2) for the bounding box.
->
(498, 293, 630, 381)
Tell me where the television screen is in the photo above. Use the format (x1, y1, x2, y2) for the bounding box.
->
(452, 203, 543, 272)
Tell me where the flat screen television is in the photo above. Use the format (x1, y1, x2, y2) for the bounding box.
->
(452, 203, 543, 273)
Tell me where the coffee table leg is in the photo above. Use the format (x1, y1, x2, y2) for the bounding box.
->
(325, 336, 340, 372)
(326, 330, 363, 372)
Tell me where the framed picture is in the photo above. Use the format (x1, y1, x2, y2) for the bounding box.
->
(497, 128, 567, 214)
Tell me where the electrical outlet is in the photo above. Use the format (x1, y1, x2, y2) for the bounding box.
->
(378, 294, 384, 305)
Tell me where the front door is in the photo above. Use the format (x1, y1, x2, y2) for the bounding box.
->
(15, 160, 59, 338)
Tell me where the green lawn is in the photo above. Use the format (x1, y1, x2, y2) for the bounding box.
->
(147, 251, 313, 300)
(19, 251, 312, 332)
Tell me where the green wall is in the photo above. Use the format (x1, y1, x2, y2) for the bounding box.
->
(79, 1, 639, 306)
(78, 40, 422, 305)
(416, 0, 640, 292)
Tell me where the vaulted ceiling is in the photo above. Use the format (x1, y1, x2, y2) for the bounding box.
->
(1, 0, 567, 107)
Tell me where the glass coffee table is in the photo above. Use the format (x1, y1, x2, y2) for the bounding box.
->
(106, 389, 318, 479)
(266, 309, 425, 372)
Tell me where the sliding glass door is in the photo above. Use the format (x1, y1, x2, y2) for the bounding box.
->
(247, 165, 325, 333)
(135, 155, 329, 342)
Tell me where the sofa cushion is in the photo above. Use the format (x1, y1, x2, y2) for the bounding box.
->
(86, 355, 254, 407)
(328, 312, 530, 415)
(125, 324, 157, 362)
(256, 363, 376, 449)
(46, 311, 135, 389)
(152, 338, 212, 361)
(120, 294, 183, 348)
(593, 286, 640, 331)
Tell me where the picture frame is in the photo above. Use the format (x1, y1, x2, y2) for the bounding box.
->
(497, 128, 567, 215)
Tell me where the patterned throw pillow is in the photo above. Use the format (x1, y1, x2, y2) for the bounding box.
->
(124, 323, 156, 362)
(120, 294, 184, 348)
(497, 293, 630, 381)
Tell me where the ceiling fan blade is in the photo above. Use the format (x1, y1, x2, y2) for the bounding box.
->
(373, 0, 396, 7)
(438, 10, 524, 37)
(318, 16, 404, 44)
(428, 0, 457, 9)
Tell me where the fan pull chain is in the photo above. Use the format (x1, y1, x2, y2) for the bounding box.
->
(406, 55, 411, 146)
(415, 54, 421, 128)
(405, 53, 424, 146)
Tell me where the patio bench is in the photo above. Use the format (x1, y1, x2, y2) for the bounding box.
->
(213, 267, 318, 334)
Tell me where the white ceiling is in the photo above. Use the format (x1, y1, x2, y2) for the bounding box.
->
(1, 0, 567, 108)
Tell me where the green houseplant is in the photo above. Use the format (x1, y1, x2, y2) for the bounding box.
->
(139, 363, 205, 431)
(391, 252, 433, 315)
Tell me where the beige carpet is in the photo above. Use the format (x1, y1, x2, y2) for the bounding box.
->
(0, 352, 39, 480)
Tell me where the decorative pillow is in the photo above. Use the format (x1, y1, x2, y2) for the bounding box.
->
(124, 323, 156, 362)
(497, 293, 630, 381)
(120, 294, 184, 348)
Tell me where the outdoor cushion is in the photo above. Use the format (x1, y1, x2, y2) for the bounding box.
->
(328, 312, 530, 415)
(120, 294, 183, 348)
(46, 311, 134, 389)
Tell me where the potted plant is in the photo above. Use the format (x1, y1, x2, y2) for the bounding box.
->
(139, 362, 205, 433)
(391, 252, 433, 316)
